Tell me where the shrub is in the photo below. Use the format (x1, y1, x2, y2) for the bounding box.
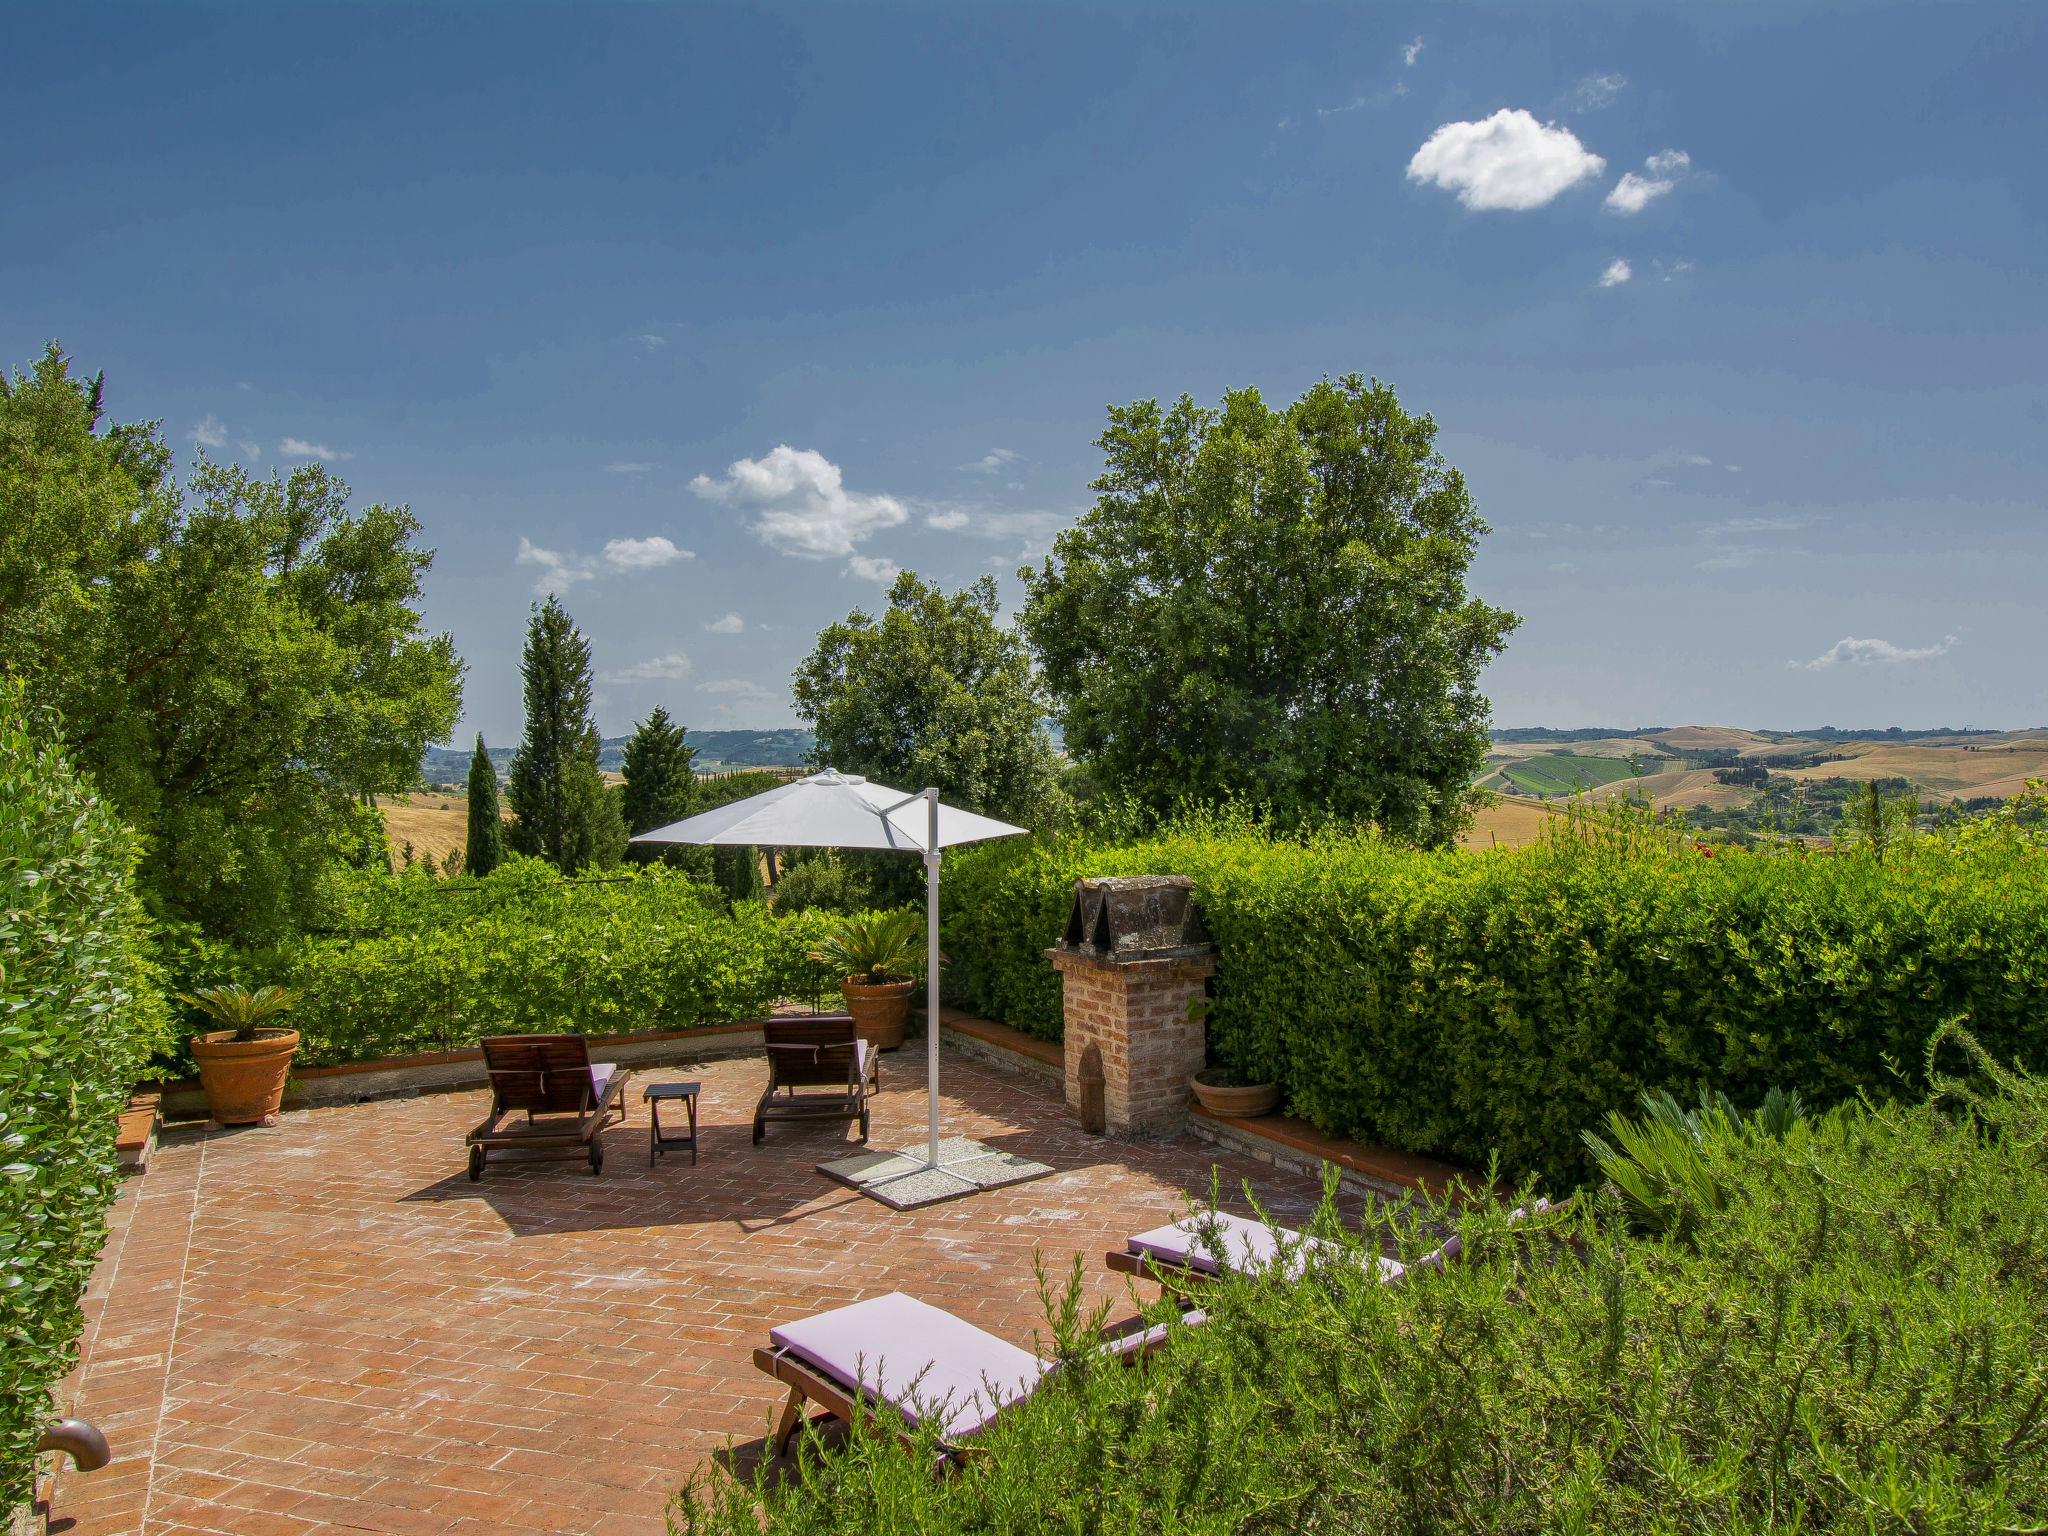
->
(196, 858, 839, 1067)
(672, 1042, 2048, 1534)
(940, 802, 2048, 1186)
(0, 681, 168, 1501)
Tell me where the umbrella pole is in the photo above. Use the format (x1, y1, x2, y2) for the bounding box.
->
(924, 789, 941, 1170)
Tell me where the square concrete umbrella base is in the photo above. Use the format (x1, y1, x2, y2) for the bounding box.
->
(818, 1136, 1055, 1210)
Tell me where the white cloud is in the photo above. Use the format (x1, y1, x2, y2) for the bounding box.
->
(238, 440, 261, 459)
(1402, 37, 1425, 66)
(1710, 517, 1802, 534)
(845, 554, 900, 584)
(601, 652, 692, 684)
(1571, 73, 1627, 111)
(1606, 150, 1690, 214)
(703, 612, 744, 634)
(515, 537, 597, 595)
(1696, 546, 1762, 571)
(1800, 634, 1959, 670)
(1682, 453, 1714, 466)
(699, 678, 773, 699)
(1600, 259, 1633, 287)
(279, 437, 353, 462)
(190, 414, 228, 449)
(602, 461, 653, 474)
(602, 536, 693, 570)
(925, 509, 971, 531)
(957, 448, 1021, 476)
(691, 445, 909, 559)
(638, 333, 667, 349)
(1407, 110, 1606, 211)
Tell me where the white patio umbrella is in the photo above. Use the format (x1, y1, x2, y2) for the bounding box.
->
(629, 769, 1026, 1172)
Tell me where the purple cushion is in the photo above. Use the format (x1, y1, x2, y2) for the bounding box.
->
(590, 1063, 618, 1100)
(1128, 1212, 1403, 1284)
(770, 1292, 1044, 1440)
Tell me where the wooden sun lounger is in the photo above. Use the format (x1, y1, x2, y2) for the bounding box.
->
(465, 1034, 629, 1179)
(753, 1291, 1191, 1460)
(753, 1015, 876, 1146)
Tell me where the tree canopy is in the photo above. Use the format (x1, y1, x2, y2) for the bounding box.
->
(1018, 376, 1518, 845)
(464, 734, 505, 878)
(0, 345, 464, 940)
(792, 570, 1056, 825)
(506, 597, 625, 873)
(620, 707, 696, 836)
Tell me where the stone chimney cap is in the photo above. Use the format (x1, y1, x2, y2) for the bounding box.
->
(1056, 875, 1212, 962)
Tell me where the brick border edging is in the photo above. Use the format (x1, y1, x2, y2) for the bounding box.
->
(923, 1009, 1063, 1084)
(1187, 1103, 1497, 1204)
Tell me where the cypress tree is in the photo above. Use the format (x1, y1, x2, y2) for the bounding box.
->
(506, 598, 625, 872)
(620, 706, 697, 835)
(463, 733, 505, 877)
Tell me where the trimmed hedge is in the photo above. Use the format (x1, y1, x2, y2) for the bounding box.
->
(0, 682, 168, 1502)
(203, 859, 839, 1068)
(940, 804, 2048, 1185)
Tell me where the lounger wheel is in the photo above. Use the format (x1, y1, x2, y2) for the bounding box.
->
(467, 1145, 484, 1182)
(858, 1107, 869, 1143)
(588, 1140, 604, 1176)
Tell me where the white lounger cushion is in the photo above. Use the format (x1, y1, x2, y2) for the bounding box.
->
(589, 1062, 618, 1100)
(770, 1292, 1045, 1440)
(1127, 1211, 1405, 1283)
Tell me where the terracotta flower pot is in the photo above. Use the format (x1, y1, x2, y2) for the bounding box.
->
(839, 978, 915, 1051)
(189, 1029, 299, 1125)
(1188, 1069, 1280, 1119)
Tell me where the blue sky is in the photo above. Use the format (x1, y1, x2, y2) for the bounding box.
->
(7, 3, 2043, 739)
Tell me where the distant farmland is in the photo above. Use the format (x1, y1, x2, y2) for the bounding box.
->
(1495, 753, 1644, 796)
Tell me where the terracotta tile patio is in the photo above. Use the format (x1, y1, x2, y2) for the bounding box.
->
(50, 1043, 1346, 1535)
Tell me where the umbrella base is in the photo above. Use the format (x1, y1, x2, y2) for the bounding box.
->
(817, 1136, 1054, 1210)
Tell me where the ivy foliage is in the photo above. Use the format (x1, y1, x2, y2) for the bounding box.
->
(940, 800, 2048, 1187)
(0, 681, 168, 1502)
(674, 1038, 2048, 1535)
(206, 858, 837, 1067)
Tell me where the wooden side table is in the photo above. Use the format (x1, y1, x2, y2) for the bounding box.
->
(643, 1081, 701, 1166)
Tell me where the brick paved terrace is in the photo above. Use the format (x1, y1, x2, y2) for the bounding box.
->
(51, 1042, 1352, 1535)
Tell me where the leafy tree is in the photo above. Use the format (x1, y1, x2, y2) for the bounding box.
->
(1019, 375, 1518, 845)
(0, 345, 463, 941)
(506, 597, 625, 872)
(792, 570, 1057, 824)
(715, 844, 765, 905)
(464, 733, 505, 877)
(620, 706, 697, 835)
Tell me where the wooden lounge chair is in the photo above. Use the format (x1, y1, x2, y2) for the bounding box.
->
(754, 1291, 1192, 1459)
(753, 1015, 876, 1146)
(465, 1034, 629, 1180)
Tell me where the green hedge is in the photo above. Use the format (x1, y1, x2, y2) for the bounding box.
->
(940, 804, 2048, 1186)
(673, 1040, 2048, 1534)
(199, 859, 839, 1068)
(0, 682, 168, 1502)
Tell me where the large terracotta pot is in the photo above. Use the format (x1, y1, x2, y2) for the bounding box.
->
(189, 1029, 299, 1125)
(1188, 1069, 1280, 1119)
(840, 978, 915, 1051)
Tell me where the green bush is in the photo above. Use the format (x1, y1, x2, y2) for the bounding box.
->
(193, 857, 839, 1067)
(0, 681, 168, 1501)
(940, 802, 2048, 1186)
(673, 1040, 2048, 1534)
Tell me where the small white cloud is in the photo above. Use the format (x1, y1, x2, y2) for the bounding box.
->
(1645, 150, 1690, 176)
(601, 652, 692, 684)
(1600, 259, 1633, 287)
(638, 333, 667, 349)
(703, 612, 744, 634)
(1657, 258, 1697, 282)
(190, 414, 228, 449)
(1606, 152, 1689, 214)
(515, 537, 597, 595)
(279, 437, 353, 462)
(844, 554, 900, 584)
(1682, 454, 1713, 466)
(602, 461, 653, 474)
(235, 381, 253, 391)
(238, 440, 261, 460)
(1570, 73, 1627, 111)
(1548, 562, 1579, 574)
(691, 445, 909, 559)
(698, 678, 773, 699)
(1696, 546, 1761, 571)
(1402, 37, 1425, 66)
(925, 509, 971, 531)
(1709, 516, 1801, 534)
(957, 448, 1022, 476)
(602, 536, 693, 570)
(1800, 634, 1958, 670)
(1407, 110, 1606, 211)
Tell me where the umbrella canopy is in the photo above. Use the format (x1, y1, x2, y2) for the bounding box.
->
(629, 768, 1027, 1178)
(629, 768, 1023, 853)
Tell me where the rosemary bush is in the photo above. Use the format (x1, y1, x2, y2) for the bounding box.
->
(674, 1035, 2048, 1534)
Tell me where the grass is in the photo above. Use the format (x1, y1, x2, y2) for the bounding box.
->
(1499, 752, 1644, 796)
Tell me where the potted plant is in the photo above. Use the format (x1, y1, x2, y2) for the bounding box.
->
(809, 908, 923, 1051)
(1188, 1067, 1281, 1119)
(178, 984, 302, 1126)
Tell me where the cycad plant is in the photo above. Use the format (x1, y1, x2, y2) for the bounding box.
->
(809, 908, 924, 984)
(175, 983, 301, 1043)
(1582, 1085, 1809, 1243)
